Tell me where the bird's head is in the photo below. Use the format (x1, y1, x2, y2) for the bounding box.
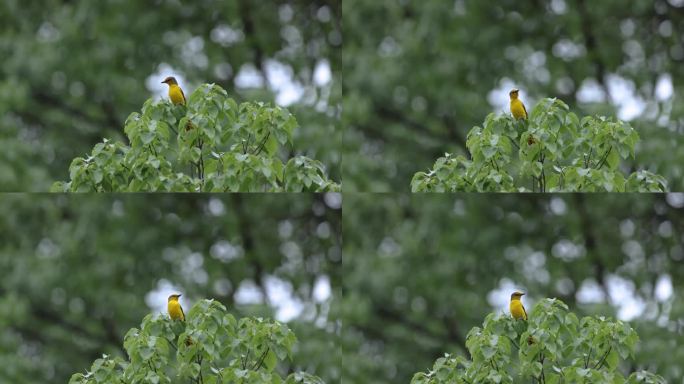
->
(161, 76, 178, 85)
(510, 291, 525, 300)
(168, 294, 182, 302)
(509, 88, 520, 99)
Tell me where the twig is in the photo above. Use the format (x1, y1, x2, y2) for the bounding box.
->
(585, 346, 593, 368)
(506, 135, 520, 150)
(197, 355, 204, 384)
(593, 347, 612, 370)
(584, 148, 593, 168)
(595, 147, 612, 169)
(243, 133, 251, 154)
(252, 347, 270, 371)
(253, 132, 271, 156)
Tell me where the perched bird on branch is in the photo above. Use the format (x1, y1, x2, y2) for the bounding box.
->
(168, 294, 185, 321)
(510, 291, 528, 320)
(162, 76, 196, 132)
(162, 76, 187, 105)
(509, 89, 527, 120)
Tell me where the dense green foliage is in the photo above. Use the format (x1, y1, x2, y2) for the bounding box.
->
(411, 98, 667, 192)
(411, 299, 664, 384)
(69, 299, 323, 384)
(342, 194, 684, 383)
(52, 84, 339, 192)
(0, 194, 341, 383)
(343, 0, 684, 192)
(0, 0, 340, 191)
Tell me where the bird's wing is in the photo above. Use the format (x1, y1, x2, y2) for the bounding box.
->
(180, 86, 187, 105)
(180, 304, 186, 321)
(522, 304, 528, 320)
(522, 102, 528, 118)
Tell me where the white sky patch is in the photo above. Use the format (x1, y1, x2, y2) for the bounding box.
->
(549, 0, 567, 14)
(235, 60, 309, 107)
(552, 39, 586, 61)
(145, 279, 189, 317)
(606, 74, 646, 121)
(523, 251, 549, 284)
(621, 19, 636, 37)
(576, 78, 607, 103)
(210, 240, 243, 263)
(181, 36, 208, 70)
(313, 59, 332, 86)
(666, 193, 684, 208)
(549, 197, 567, 215)
(620, 219, 636, 237)
(264, 59, 305, 106)
(234, 280, 264, 304)
(551, 239, 584, 262)
(37, 21, 61, 42)
(210, 24, 244, 47)
(655, 73, 674, 101)
(324, 192, 342, 209)
(182, 252, 208, 286)
(606, 274, 646, 321)
(313, 275, 331, 303)
(236, 275, 330, 324)
(235, 63, 265, 88)
(452, 0, 466, 15)
(264, 275, 305, 322)
(146, 63, 187, 101)
(578, 275, 649, 321)
(488, 278, 527, 314)
(655, 274, 673, 302)
(524, 51, 550, 84)
(576, 279, 606, 303)
(207, 198, 225, 216)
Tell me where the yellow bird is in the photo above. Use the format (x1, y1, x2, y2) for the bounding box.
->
(168, 294, 185, 321)
(509, 88, 527, 120)
(510, 291, 528, 320)
(161, 76, 186, 105)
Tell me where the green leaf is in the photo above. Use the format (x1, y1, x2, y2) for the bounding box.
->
(264, 349, 278, 372)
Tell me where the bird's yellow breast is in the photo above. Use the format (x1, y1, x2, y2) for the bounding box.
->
(168, 84, 186, 105)
(168, 299, 185, 321)
(510, 99, 527, 120)
(510, 299, 527, 320)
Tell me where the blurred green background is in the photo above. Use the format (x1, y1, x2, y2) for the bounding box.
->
(343, 0, 684, 192)
(0, 193, 341, 382)
(0, 0, 341, 191)
(342, 193, 684, 383)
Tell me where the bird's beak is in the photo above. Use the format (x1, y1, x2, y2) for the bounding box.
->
(521, 293, 526, 296)
(178, 294, 182, 297)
